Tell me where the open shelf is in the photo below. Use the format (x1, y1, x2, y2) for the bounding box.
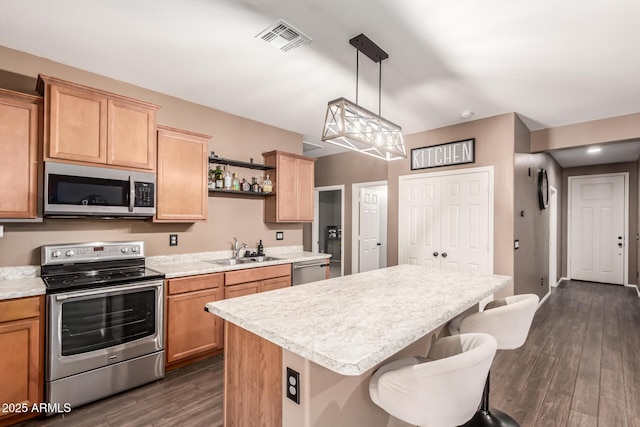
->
(209, 156, 273, 171)
(208, 188, 275, 197)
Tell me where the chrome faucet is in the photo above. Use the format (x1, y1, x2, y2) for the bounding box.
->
(232, 237, 248, 258)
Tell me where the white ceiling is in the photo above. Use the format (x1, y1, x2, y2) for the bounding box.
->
(548, 139, 640, 168)
(1, 0, 639, 161)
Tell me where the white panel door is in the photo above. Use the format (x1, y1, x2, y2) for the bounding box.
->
(570, 175, 625, 285)
(359, 188, 381, 272)
(440, 173, 489, 273)
(399, 176, 441, 267)
(399, 170, 490, 273)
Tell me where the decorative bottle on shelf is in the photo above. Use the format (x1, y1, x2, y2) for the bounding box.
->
(223, 165, 232, 190)
(241, 178, 251, 192)
(251, 177, 261, 193)
(214, 166, 224, 189)
(262, 174, 273, 193)
(208, 166, 215, 189)
(232, 172, 240, 191)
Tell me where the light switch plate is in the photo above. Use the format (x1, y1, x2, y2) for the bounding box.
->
(276, 231, 284, 240)
(514, 239, 520, 250)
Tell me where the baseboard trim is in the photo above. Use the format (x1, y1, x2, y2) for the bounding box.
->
(624, 283, 640, 297)
(539, 291, 551, 307)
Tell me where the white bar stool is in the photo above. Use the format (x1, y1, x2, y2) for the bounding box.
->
(448, 294, 539, 427)
(369, 333, 498, 427)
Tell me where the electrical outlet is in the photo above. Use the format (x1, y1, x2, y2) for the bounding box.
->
(276, 231, 284, 241)
(286, 367, 300, 404)
(169, 234, 178, 246)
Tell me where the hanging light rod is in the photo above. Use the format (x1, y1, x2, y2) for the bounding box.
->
(321, 33, 406, 161)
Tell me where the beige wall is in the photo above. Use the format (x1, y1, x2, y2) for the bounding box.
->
(531, 113, 640, 152)
(0, 45, 303, 266)
(561, 162, 638, 283)
(314, 152, 388, 275)
(513, 152, 562, 298)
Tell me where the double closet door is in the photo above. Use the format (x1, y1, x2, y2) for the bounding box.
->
(399, 169, 492, 273)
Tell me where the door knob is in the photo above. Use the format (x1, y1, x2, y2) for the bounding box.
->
(433, 252, 439, 257)
(618, 236, 623, 240)
(441, 252, 448, 258)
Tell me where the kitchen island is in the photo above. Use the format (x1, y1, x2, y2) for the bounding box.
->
(206, 264, 512, 427)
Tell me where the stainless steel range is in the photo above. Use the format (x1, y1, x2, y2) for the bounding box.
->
(41, 241, 165, 414)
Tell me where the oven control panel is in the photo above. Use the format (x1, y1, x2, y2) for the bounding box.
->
(42, 241, 145, 265)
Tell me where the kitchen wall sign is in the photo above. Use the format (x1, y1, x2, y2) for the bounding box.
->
(411, 138, 475, 170)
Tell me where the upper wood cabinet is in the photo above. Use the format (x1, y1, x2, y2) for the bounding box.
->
(155, 125, 210, 222)
(0, 89, 41, 219)
(36, 75, 160, 171)
(263, 151, 315, 222)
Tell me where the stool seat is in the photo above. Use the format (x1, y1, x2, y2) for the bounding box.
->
(369, 333, 497, 427)
(448, 293, 539, 427)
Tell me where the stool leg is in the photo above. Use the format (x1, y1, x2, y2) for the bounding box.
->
(461, 372, 520, 427)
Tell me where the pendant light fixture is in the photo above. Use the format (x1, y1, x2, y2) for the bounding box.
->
(321, 34, 406, 161)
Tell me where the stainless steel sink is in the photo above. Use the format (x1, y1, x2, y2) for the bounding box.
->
(210, 258, 249, 266)
(210, 256, 280, 266)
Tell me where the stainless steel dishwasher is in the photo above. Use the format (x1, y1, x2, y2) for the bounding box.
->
(292, 259, 330, 285)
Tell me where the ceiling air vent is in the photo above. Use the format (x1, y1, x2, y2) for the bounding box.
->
(256, 19, 312, 52)
(303, 141, 323, 153)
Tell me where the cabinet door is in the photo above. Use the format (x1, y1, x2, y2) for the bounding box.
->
(224, 282, 260, 299)
(0, 91, 40, 218)
(166, 288, 223, 364)
(264, 151, 315, 223)
(107, 99, 156, 170)
(47, 83, 107, 164)
(295, 157, 315, 221)
(261, 276, 291, 292)
(155, 126, 210, 222)
(0, 318, 40, 414)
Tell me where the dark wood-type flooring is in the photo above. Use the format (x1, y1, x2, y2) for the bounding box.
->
(14, 280, 640, 427)
(490, 280, 640, 427)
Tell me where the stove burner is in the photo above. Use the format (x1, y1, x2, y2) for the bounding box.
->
(42, 267, 164, 293)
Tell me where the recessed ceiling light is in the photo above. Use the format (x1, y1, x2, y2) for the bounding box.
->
(460, 110, 475, 119)
(587, 147, 602, 154)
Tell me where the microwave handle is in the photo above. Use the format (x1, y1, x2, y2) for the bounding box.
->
(129, 175, 135, 212)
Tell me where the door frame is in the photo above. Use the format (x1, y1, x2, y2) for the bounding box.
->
(352, 181, 388, 274)
(549, 185, 558, 288)
(398, 165, 495, 274)
(567, 172, 629, 285)
(313, 185, 345, 277)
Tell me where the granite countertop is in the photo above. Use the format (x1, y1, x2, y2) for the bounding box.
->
(148, 251, 330, 279)
(206, 264, 512, 376)
(0, 277, 46, 300)
(0, 246, 329, 299)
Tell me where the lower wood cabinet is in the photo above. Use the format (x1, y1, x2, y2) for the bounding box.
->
(224, 264, 291, 299)
(0, 296, 44, 426)
(164, 265, 291, 371)
(165, 273, 223, 369)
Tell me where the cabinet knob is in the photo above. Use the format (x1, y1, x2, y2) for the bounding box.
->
(433, 252, 439, 257)
(441, 252, 448, 258)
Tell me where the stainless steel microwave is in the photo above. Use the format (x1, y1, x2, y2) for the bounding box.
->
(44, 162, 156, 217)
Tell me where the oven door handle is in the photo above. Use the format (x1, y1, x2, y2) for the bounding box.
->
(129, 175, 135, 212)
(55, 282, 162, 301)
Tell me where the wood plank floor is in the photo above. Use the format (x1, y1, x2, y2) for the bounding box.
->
(14, 280, 640, 427)
(16, 355, 224, 427)
(490, 280, 640, 427)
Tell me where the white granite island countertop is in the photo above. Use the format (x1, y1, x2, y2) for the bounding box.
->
(206, 264, 512, 376)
